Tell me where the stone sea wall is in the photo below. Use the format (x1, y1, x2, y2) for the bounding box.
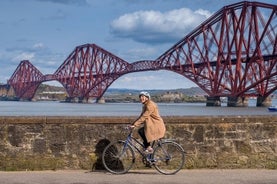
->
(0, 115, 276, 171)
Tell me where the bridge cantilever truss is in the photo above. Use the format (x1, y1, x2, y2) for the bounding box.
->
(8, 60, 44, 100)
(53, 43, 133, 101)
(156, 1, 277, 99)
(7, 1, 277, 105)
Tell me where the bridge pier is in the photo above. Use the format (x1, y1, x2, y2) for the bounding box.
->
(87, 97, 96, 103)
(64, 97, 100, 103)
(227, 97, 249, 107)
(97, 97, 105, 104)
(80, 98, 87, 103)
(64, 97, 79, 103)
(256, 96, 272, 107)
(206, 96, 221, 106)
(79, 97, 97, 103)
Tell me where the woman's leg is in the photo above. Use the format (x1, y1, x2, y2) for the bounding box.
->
(138, 127, 150, 148)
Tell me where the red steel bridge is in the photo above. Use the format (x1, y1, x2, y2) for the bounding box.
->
(7, 1, 277, 106)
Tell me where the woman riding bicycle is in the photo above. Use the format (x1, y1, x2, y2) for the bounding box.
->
(103, 91, 185, 174)
(130, 91, 166, 154)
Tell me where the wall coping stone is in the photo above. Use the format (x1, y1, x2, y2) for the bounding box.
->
(0, 115, 276, 124)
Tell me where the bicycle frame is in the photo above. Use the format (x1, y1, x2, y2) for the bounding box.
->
(124, 131, 146, 157)
(123, 130, 176, 164)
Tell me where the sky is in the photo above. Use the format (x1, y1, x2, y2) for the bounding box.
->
(0, 0, 275, 90)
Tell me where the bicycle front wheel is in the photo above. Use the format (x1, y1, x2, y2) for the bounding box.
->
(153, 141, 185, 175)
(102, 140, 135, 174)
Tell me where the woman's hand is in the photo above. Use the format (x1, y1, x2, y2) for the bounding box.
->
(129, 125, 135, 129)
(126, 125, 135, 130)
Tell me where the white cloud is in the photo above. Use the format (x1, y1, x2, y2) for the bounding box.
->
(111, 71, 197, 90)
(46, 61, 58, 66)
(33, 43, 45, 49)
(12, 52, 35, 62)
(120, 76, 133, 82)
(195, 9, 213, 18)
(124, 47, 157, 61)
(120, 75, 155, 83)
(110, 7, 212, 44)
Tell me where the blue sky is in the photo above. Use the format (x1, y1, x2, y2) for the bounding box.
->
(0, 0, 275, 90)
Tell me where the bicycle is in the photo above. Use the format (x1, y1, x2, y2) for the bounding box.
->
(102, 126, 185, 175)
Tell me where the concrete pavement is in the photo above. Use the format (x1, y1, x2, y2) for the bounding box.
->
(0, 169, 276, 184)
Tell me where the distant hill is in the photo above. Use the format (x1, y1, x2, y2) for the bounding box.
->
(104, 87, 207, 103)
(36, 84, 66, 94)
(33, 85, 207, 102)
(34, 85, 206, 96)
(105, 87, 207, 96)
(2, 83, 276, 102)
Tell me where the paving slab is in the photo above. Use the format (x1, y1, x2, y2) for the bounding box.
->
(0, 169, 276, 184)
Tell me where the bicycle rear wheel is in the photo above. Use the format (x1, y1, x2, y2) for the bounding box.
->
(152, 141, 185, 175)
(102, 140, 135, 174)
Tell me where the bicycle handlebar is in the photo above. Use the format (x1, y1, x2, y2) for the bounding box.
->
(124, 125, 134, 131)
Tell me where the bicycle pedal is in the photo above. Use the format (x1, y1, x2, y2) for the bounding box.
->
(146, 158, 156, 164)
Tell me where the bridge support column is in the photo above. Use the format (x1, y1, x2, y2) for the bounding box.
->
(80, 98, 87, 103)
(64, 97, 79, 103)
(97, 97, 105, 104)
(227, 97, 248, 107)
(256, 96, 272, 107)
(206, 96, 221, 106)
(87, 97, 96, 103)
(80, 97, 96, 103)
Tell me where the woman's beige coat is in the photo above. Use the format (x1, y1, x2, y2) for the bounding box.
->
(133, 100, 166, 142)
